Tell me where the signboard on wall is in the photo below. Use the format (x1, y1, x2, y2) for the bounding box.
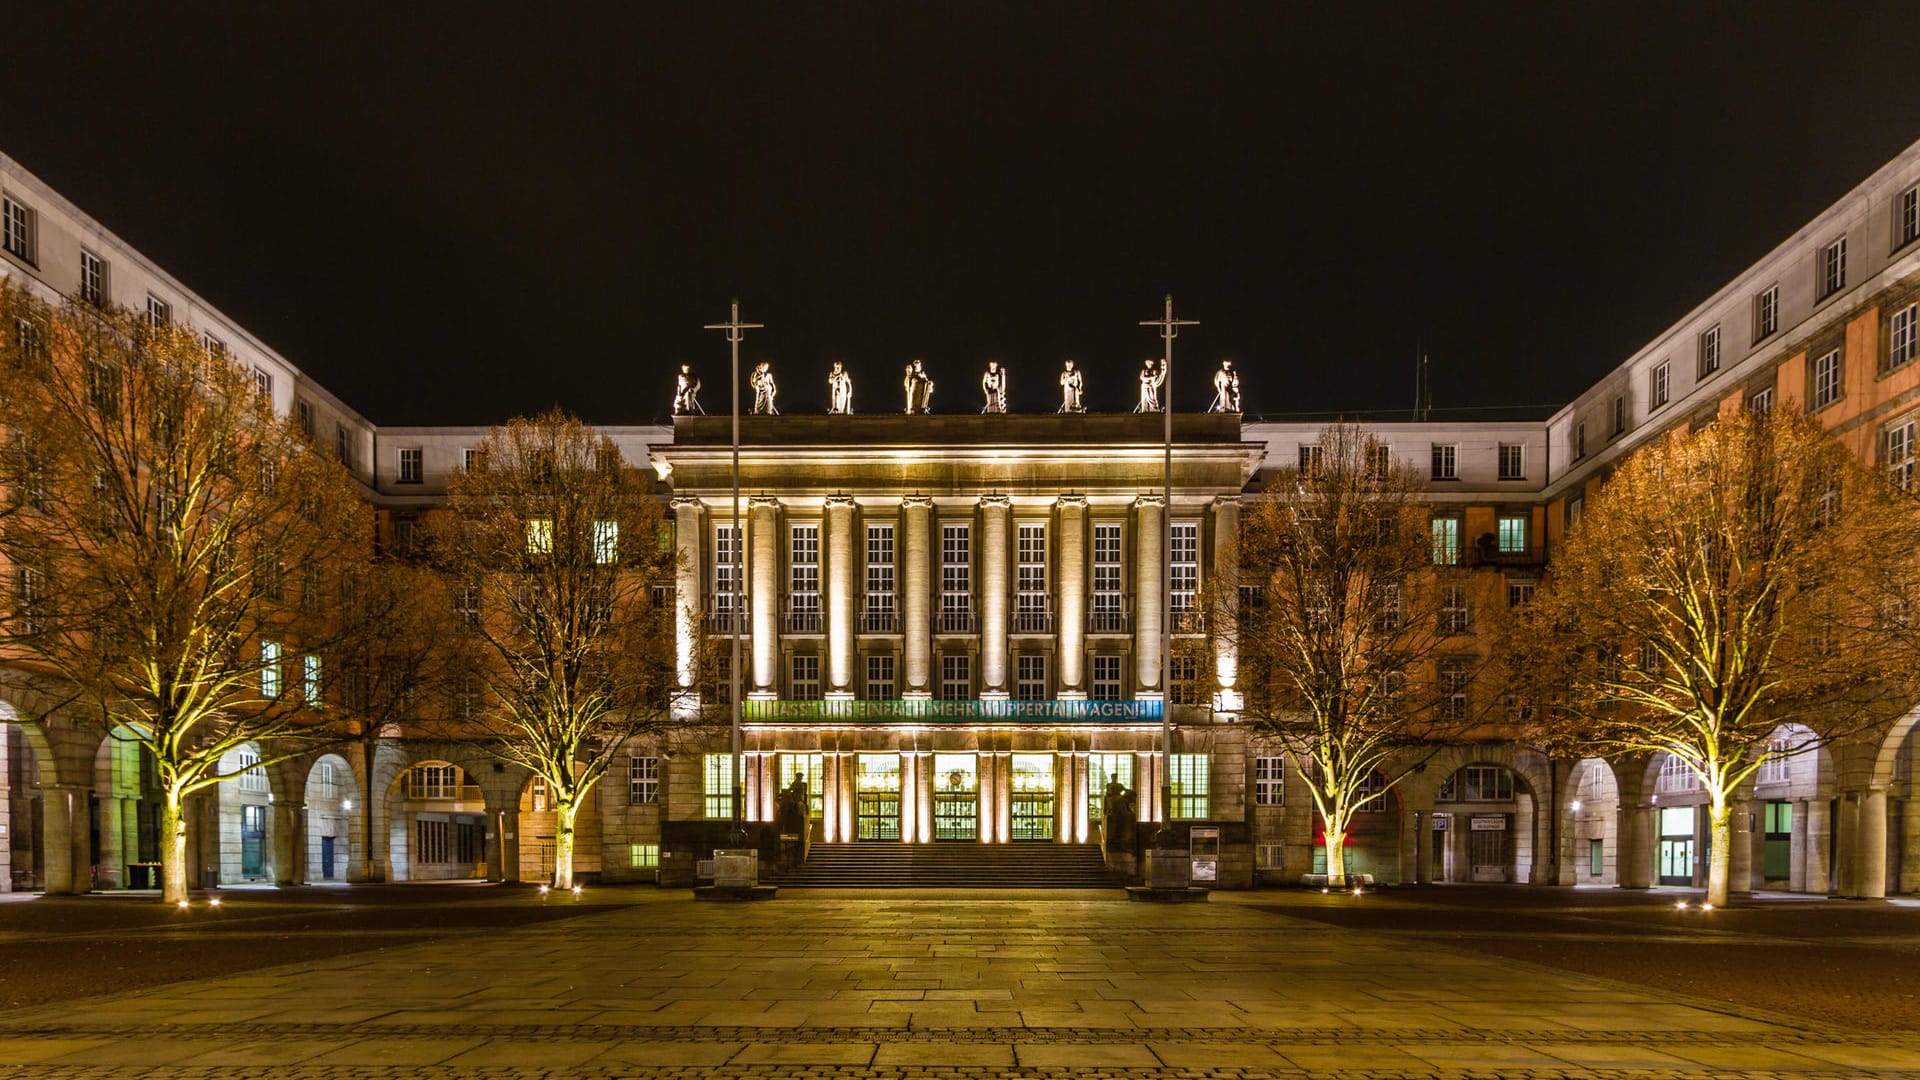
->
(1470, 815, 1507, 831)
(743, 699, 1165, 723)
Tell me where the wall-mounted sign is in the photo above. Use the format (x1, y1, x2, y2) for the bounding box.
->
(743, 699, 1165, 723)
(1470, 815, 1507, 831)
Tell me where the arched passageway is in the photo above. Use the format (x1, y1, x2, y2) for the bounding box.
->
(303, 754, 360, 883)
(385, 761, 487, 881)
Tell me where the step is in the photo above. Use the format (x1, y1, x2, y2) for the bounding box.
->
(772, 843, 1122, 889)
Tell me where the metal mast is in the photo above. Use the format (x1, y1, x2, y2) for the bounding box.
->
(705, 299, 761, 844)
(1140, 295, 1197, 833)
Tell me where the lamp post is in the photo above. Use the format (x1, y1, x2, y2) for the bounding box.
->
(1140, 295, 1197, 843)
(705, 300, 761, 847)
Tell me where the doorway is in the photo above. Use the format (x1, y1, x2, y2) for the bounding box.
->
(240, 804, 266, 878)
(1010, 754, 1055, 841)
(932, 754, 978, 841)
(1658, 805, 1695, 886)
(856, 754, 900, 841)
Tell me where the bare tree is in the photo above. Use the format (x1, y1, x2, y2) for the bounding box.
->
(1511, 407, 1917, 906)
(434, 411, 684, 889)
(0, 285, 371, 903)
(1227, 424, 1487, 886)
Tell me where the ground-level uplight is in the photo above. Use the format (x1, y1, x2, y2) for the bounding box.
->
(1701, 903, 1715, 912)
(1675, 900, 1689, 909)
(571, 885, 582, 896)
(208, 897, 221, 908)
(176, 900, 189, 909)
(538, 884, 550, 896)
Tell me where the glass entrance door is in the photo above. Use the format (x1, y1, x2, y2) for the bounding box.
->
(932, 754, 978, 841)
(1010, 754, 1055, 841)
(856, 754, 901, 841)
(1658, 806, 1695, 886)
(240, 804, 266, 878)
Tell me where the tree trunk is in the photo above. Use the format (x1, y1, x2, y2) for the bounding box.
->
(551, 797, 577, 889)
(361, 737, 381, 882)
(1706, 797, 1731, 907)
(1324, 807, 1349, 887)
(162, 789, 189, 905)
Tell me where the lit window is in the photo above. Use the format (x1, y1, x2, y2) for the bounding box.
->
(1820, 236, 1847, 299)
(1658, 754, 1699, 793)
(1755, 284, 1779, 340)
(1091, 654, 1123, 700)
(303, 654, 323, 708)
(1496, 515, 1527, 554)
(260, 639, 282, 697)
(939, 653, 971, 701)
(712, 524, 741, 623)
(939, 523, 971, 630)
(1087, 752, 1134, 822)
(1430, 517, 1461, 565)
(703, 753, 735, 819)
(78, 249, 106, 304)
(397, 447, 423, 484)
(789, 524, 820, 630)
(525, 518, 553, 555)
(1253, 756, 1284, 806)
(1430, 443, 1457, 480)
(782, 752, 825, 816)
(1169, 522, 1199, 616)
(1168, 753, 1210, 819)
(864, 523, 895, 630)
(1812, 349, 1843, 409)
(1015, 523, 1048, 630)
(2, 196, 34, 262)
(409, 764, 462, 800)
(1885, 417, 1915, 491)
(593, 520, 618, 565)
(237, 751, 269, 793)
(1497, 443, 1524, 481)
(1091, 524, 1125, 632)
(1891, 304, 1919, 372)
(628, 756, 659, 804)
(1697, 324, 1720, 378)
(630, 842, 660, 869)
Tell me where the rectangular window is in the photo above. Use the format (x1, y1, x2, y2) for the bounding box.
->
(1091, 654, 1122, 700)
(415, 819, 450, 864)
(1087, 752, 1134, 822)
(1885, 417, 1916, 491)
(78, 249, 105, 304)
(1821, 236, 1847, 299)
(202, 332, 226, 358)
(1438, 660, 1471, 721)
(1168, 753, 1210, 819)
(1496, 514, 1527, 554)
(1650, 360, 1670, 409)
(463, 447, 479, 471)
(703, 753, 736, 820)
(1892, 304, 1919, 372)
(1497, 443, 1524, 480)
(1749, 386, 1775, 414)
(1697, 324, 1720, 378)
(1, 196, 34, 262)
(1755, 284, 1779, 340)
(455, 675, 480, 721)
(1813, 348, 1843, 409)
(1430, 517, 1461, 566)
(11, 316, 45, 369)
(410, 764, 462, 800)
(1015, 523, 1048, 630)
(1461, 765, 1514, 801)
(1612, 395, 1626, 435)
(781, 752, 825, 816)
(1440, 586, 1470, 634)
(1506, 579, 1536, 607)
(630, 842, 660, 869)
(790, 653, 821, 699)
(789, 523, 820, 631)
(302, 654, 323, 708)
(237, 751, 269, 793)
(1759, 740, 1791, 785)
(525, 517, 553, 555)
(1297, 444, 1323, 474)
(940, 653, 971, 701)
(1259, 843, 1285, 870)
(1430, 443, 1457, 480)
(1169, 522, 1199, 616)
(1575, 421, 1587, 459)
(397, 447, 423, 483)
(865, 523, 895, 630)
(1253, 756, 1284, 806)
(260, 639, 282, 697)
(1091, 523, 1125, 632)
(592, 520, 618, 565)
(1367, 444, 1392, 480)
(713, 524, 741, 621)
(295, 399, 314, 439)
(939, 523, 971, 630)
(1016, 653, 1047, 700)
(252, 366, 273, 401)
(335, 423, 351, 467)
(1168, 652, 1205, 705)
(1658, 754, 1699, 793)
(1903, 185, 1920, 249)
(146, 295, 171, 327)
(865, 653, 895, 699)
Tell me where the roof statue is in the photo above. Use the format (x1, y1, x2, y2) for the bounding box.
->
(1209, 358, 1241, 413)
(1058, 359, 1085, 413)
(672, 363, 704, 415)
(980, 360, 1008, 414)
(827, 360, 854, 414)
(1134, 358, 1166, 413)
(903, 358, 935, 414)
(750, 361, 779, 416)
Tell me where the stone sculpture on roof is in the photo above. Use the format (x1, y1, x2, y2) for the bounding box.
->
(1058, 359, 1085, 414)
(904, 358, 935, 414)
(980, 360, 1008, 414)
(672, 364, 703, 415)
(827, 361, 854, 415)
(750, 361, 779, 415)
(1209, 358, 1241, 413)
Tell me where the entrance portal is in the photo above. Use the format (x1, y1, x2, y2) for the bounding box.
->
(855, 754, 900, 841)
(932, 754, 978, 841)
(240, 804, 265, 878)
(1658, 806, 1695, 886)
(1010, 754, 1054, 841)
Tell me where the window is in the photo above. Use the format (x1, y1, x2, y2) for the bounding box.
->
(790, 653, 821, 699)
(1506, 579, 1536, 607)
(1658, 754, 1699, 793)
(782, 752, 826, 816)
(1297, 444, 1323, 475)
(201, 332, 226, 358)
(78, 249, 105, 304)
(237, 751, 269, 793)
(1430, 517, 1461, 566)
(303, 654, 323, 708)
(1440, 586, 1470, 634)
(1820, 236, 1847, 299)
(1567, 494, 1584, 527)
(1169, 652, 1205, 705)
(1091, 523, 1124, 631)
(705, 653, 732, 706)
(1460, 765, 1514, 801)
(1352, 770, 1389, 812)
(455, 675, 481, 721)
(1, 196, 34, 262)
(335, 423, 351, 466)
(1497, 443, 1524, 481)
(1758, 740, 1791, 785)
(703, 753, 735, 819)
(295, 399, 314, 439)
(1091, 654, 1123, 700)
(1902, 185, 1920, 250)
(1437, 660, 1471, 721)
(145, 295, 172, 327)
(1813, 348, 1843, 409)
(1885, 417, 1916, 491)
(1649, 360, 1670, 409)
(1169, 522, 1199, 616)
(1372, 582, 1402, 632)
(1755, 284, 1779, 340)
(592, 520, 618, 565)
(628, 756, 659, 804)
(1575, 421, 1587, 459)
(1367, 444, 1392, 480)
(1612, 396, 1626, 435)
(1749, 387, 1774, 414)
(789, 524, 820, 630)
(865, 524, 895, 630)
(1168, 753, 1209, 819)
(1015, 523, 1048, 630)
(1892, 304, 1919, 372)
(525, 517, 553, 555)
(940, 653, 971, 701)
(454, 581, 481, 626)
(10, 315, 45, 369)
(463, 447, 480, 471)
(13, 565, 47, 635)
(865, 653, 895, 699)
(1430, 443, 1457, 480)
(1496, 514, 1527, 554)
(1697, 325, 1720, 378)
(939, 523, 971, 629)
(1087, 752, 1134, 822)
(409, 764, 462, 800)
(713, 524, 741, 622)
(630, 842, 660, 869)
(1016, 653, 1047, 700)
(1253, 756, 1284, 806)
(529, 776, 550, 811)
(415, 819, 450, 864)
(260, 639, 282, 697)
(397, 447, 423, 483)
(1258, 843, 1285, 870)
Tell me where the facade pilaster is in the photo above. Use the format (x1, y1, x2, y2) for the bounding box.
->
(672, 497, 704, 707)
(40, 784, 81, 894)
(1855, 786, 1889, 898)
(822, 753, 841, 843)
(1071, 754, 1090, 843)
(1834, 793, 1860, 896)
(1211, 495, 1242, 713)
(900, 751, 918, 843)
(902, 497, 934, 699)
(914, 753, 934, 843)
(1055, 495, 1088, 699)
(749, 496, 780, 697)
(493, 808, 521, 883)
(1728, 796, 1755, 895)
(1618, 801, 1655, 889)
(980, 495, 1011, 698)
(1134, 495, 1165, 698)
(838, 753, 858, 842)
(825, 496, 857, 699)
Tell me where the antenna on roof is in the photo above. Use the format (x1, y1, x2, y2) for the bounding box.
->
(1413, 341, 1431, 422)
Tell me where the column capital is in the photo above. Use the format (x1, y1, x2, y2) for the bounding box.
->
(1134, 494, 1166, 508)
(978, 493, 1011, 508)
(1056, 492, 1088, 507)
(749, 495, 782, 510)
(671, 495, 705, 511)
(1211, 494, 1241, 509)
(902, 495, 935, 510)
(825, 493, 857, 510)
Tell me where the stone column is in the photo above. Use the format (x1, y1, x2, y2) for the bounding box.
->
(980, 495, 1011, 698)
(1134, 495, 1165, 698)
(994, 754, 1012, 843)
(41, 785, 82, 894)
(744, 754, 762, 823)
(1135, 751, 1159, 825)
(493, 808, 521, 883)
(900, 752, 917, 844)
(1072, 754, 1090, 843)
(915, 754, 934, 843)
(1834, 794, 1860, 897)
(1618, 801, 1655, 889)
(838, 753, 858, 843)
(1855, 786, 1889, 899)
(273, 801, 302, 886)
(672, 497, 704, 705)
(1055, 755, 1072, 843)
(825, 496, 857, 699)
(1807, 796, 1833, 894)
(1728, 797, 1755, 896)
(1056, 495, 1088, 699)
(749, 496, 780, 697)
(902, 497, 934, 699)
(822, 753, 841, 843)
(1211, 496, 1241, 713)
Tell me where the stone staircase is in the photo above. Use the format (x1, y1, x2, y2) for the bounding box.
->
(773, 842, 1122, 888)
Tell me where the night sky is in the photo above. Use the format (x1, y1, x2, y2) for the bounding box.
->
(2, 4, 1917, 426)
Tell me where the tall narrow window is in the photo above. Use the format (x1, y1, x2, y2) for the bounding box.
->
(146, 295, 171, 327)
(789, 523, 820, 631)
(1903, 185, 1920, 249)
(1091, 654, 1123, 699)
(260, 639, 282, 697)
(864, 653, 895, 699)
(1169, 522, 1199, 617)
(939, 523, 971, 631)
(1497, 443, 1524, 481)
(1697, 324, 1720, 378)
(713, 524, 741, 626)
(1168, 754, 1210, 819)
(1016, 653, 1047, 699)
(1367, 444, 1392, 480)
(1, 197, 33, 262)
(940, 653, 971, 701)
(1650, 360, 1670, 408)
(1440, 586, 1470, 634)
(703, 753, 735, 820)
(78, 249, 105, 304)
(1891, 304, 1919, 372)
(1015, 523, 1048, 630)
(1820, 236, 1847, 299)
(1612, 395, 1626, 435)
(592, 520, 618, 565)
(1575, 421, 1587, 459)
(790, 654, 821, 699)
(397, 447, 423, 484)
(524, 518, 553, 555)
(237, 751, 269, 793)
(628, 756, 659, 804)
(1253, 756, 1284, 806)
(1438, 660, 1471, 721)
(1885, 417, 1916, 491)
(302, 654, 323, 707)
(1091, 523, 1124, 632)
(1755, 284, 1779, 340)
(865, 523, 895, 631)
(1496, 514, 1527, 554)
(1430, 443, 1457, 480)
(335, 424, 351, 467)
(1430, 517, 1461, 566)
(781, 752, 826, 816)
(1813, 349, 1843, 409)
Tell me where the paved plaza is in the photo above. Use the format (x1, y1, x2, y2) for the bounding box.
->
(0, 886, 1917, 1078)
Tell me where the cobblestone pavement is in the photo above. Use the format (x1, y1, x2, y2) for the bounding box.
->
(1, 888, 1918, 1078)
